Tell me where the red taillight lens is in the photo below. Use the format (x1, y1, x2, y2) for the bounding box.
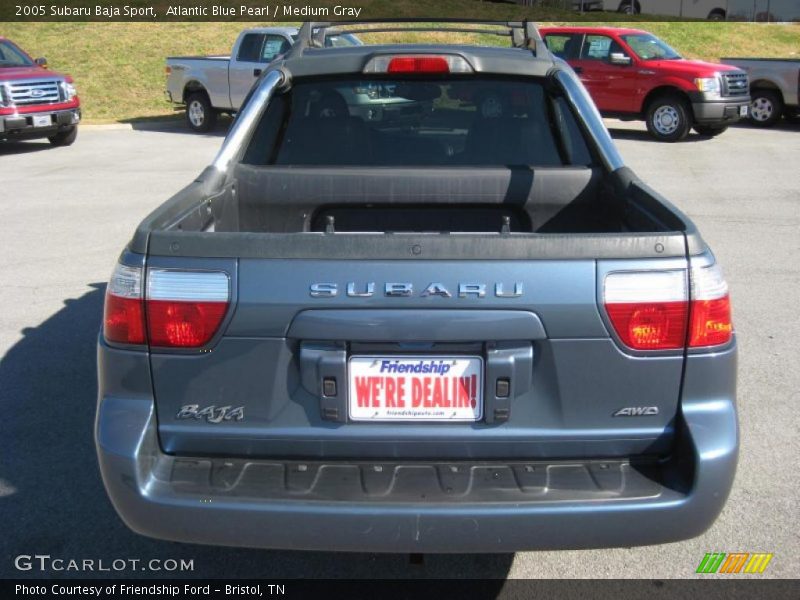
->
(145, 269, 230, 349)
(103, 263, 145, 345)
(104, 294, 145, 344)
(388, 56, 450, 74)
(147, 300, 227, 348)
(689, 296, 732, 347)
(606, 301, 688, 350)
(689, 264, 732, 347)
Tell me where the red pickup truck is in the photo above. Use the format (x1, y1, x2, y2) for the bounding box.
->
(541, 27, 750, 142)
(0, 37, 81, 146)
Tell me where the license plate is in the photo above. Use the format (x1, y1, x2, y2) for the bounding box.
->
(348, 356, 483, 422)
(739, 105, 748, 117)
(32, 115, 52, 127)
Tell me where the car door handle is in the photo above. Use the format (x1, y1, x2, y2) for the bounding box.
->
(573, 66, 583, 74)
(253, 68, 262, 77)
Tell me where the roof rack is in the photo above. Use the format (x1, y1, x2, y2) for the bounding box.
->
(293, 19, 548, 56)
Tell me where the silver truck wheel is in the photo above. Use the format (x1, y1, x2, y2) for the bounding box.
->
(749, 90, 782, 127)
(188, 100, 205, 127)
(185, 92, 217, 133)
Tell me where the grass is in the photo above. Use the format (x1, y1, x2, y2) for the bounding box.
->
(2, 14, 798, 122)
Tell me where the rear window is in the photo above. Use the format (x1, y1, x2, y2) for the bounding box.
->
(243, 78, 593, 167)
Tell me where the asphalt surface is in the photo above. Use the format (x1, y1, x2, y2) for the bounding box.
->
(1, 118, 798, 580)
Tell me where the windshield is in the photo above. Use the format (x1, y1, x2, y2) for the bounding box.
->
(0, 40, 34, 67)
(620, 34, 681, 60)
(243, 78, 592, 167)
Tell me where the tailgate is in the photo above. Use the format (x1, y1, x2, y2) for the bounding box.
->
(148, 256, 688, 460)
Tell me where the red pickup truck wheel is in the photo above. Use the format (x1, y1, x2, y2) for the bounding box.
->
(645, 95, 691, 142)
(48, 126, 78, 147)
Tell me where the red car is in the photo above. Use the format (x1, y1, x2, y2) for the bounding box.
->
(0, 37, 81, 146)
(540, 27, 750, 141)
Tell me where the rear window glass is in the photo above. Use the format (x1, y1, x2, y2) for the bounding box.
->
(243, 78, 593, 167)
(237, 34, 265, 62)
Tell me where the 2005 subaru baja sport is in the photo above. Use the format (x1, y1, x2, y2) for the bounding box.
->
(96, 21, 737, 552)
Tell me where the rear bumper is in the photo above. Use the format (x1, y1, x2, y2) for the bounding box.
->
(0, 107, 80, 139)
(95, 340, 738, 552)
(689, 93, 750, 124)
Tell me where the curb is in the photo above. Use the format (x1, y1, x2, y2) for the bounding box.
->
(82, 122, 187, 131)
(81, 118, 230, 132)
(80, 123, 135, 130)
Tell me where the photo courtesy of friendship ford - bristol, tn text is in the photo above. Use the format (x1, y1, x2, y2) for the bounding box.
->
(1, 0, 798, 595)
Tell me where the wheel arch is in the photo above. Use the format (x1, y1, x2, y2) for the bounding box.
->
(641, 85, 692, 115)
(750, 78, 781, 93)
(182, 81, 210, 103)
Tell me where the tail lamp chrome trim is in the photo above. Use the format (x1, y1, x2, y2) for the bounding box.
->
(146, 269, 230, 302)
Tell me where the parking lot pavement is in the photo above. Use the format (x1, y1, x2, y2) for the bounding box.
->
(0, 120, 798, 579)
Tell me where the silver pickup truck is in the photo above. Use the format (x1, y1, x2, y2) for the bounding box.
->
(721, 57, 800, 127)
(165, 27, 361, 131)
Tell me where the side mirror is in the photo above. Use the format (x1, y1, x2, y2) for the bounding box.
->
(609, 52, 632, 66)
(35, 57, 48, 68)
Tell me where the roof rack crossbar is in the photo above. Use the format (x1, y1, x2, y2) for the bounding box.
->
(294, 19, 546, 54)
(326, 27, 517, 38)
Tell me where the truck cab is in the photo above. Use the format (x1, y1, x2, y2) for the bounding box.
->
(221, 27, 298, 110)
(541, 26, 750, 141)
(0, 37, 81, 146)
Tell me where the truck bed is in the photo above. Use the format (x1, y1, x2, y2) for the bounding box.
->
(166, 55, 230, 61)
(131, 164, 700, 260)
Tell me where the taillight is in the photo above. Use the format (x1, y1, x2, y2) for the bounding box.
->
(104, 263, 145, 345)
(604, 266, 733, 351)
(363, 54, 474, 74)
(689, 263, 733, 347)
(146, 269, 230, 348)
(604, 270, 688, 350)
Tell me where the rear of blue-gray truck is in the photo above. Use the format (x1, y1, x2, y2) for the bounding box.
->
(95, 35, 737, 552)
